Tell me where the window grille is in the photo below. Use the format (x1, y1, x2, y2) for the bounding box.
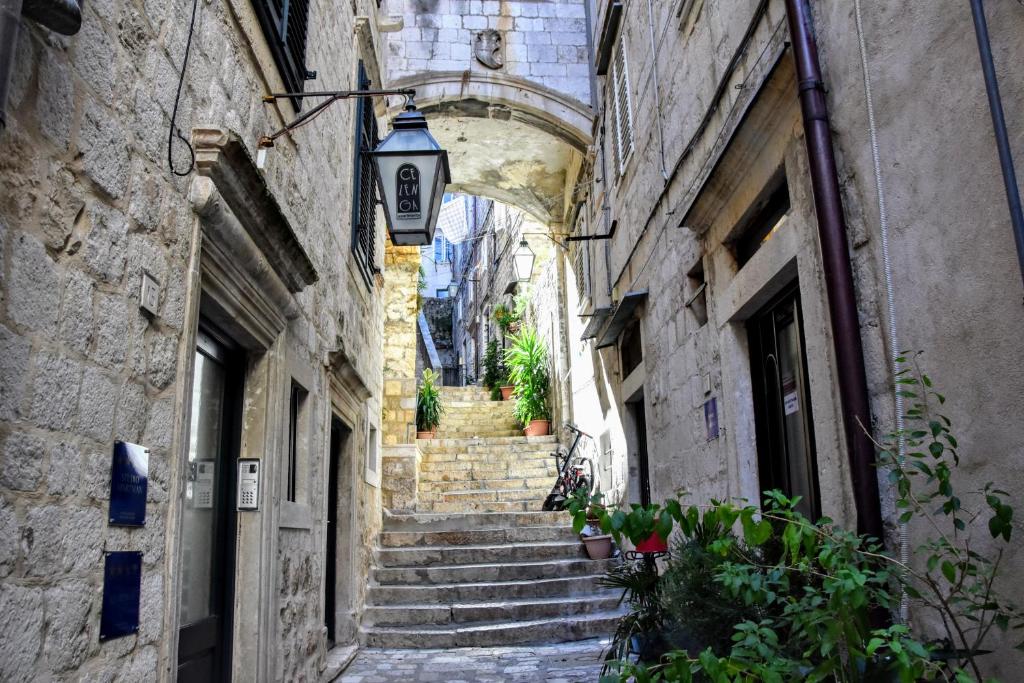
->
(574, 244, 591, 303)
(251, 0, 314, 108)
(610, 33, 634, 175)
(351, 62, 380, 289)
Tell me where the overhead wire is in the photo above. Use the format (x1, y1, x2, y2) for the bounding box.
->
(168, 0, 200, 177)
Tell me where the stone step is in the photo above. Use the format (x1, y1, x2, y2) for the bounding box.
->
(431, 429, 523, 438)
(419, 449, 554, 463)
(383, 510, 569, 532)
(418, 464, 557, 482)
(368, 574, 609, 605)
(374, 558, 615, 585)
(443, 400, 515, 409)
(360, 611, 624, 648)
(364, 594, 621, 627)
(419, 500, 546, 513)
(438, 387, 491, 399)
(424, 488, 548, 504)
(377, 540, 584, 568)
(418, 435, 558, 448)
(418, 477, 553, 493)
(379, 525, 575, 548)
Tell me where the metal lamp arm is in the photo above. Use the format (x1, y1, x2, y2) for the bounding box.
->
(258, 88, 416, 149)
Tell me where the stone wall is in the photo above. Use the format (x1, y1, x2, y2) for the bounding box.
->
(384, 0, 590, 105)
(567, 0, 1024, 674)
(0, 0, 392, 679)
(382, 243, 422, 445)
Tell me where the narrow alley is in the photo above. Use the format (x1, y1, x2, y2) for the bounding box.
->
(1, 0, 1023, 682)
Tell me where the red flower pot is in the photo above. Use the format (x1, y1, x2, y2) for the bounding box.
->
(635, 532, 668, 554)
(523, 419, 550, 437)
(500, 386, 515, 401)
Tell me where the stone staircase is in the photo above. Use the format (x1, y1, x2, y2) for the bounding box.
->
(361, 387, 621, 648)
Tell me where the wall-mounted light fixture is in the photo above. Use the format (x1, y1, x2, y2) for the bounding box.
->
(512, 239, 536, 282)
(259, 89, 450, 247)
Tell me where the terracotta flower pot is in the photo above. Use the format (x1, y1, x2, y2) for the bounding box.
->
(416, 430, 436, 439)
(582, 534, 613, 560)
(635, 532, 669, 554)
(523, 419, 550, 437)
(500, 385, 515, 401)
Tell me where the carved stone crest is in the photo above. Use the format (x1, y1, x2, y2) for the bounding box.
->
(474, 29, 504, 69)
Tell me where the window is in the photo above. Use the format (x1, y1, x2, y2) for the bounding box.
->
(351, 61, 380, 288)
(574, 244, 591, 303)
(686, 259, 708, 327)
(620, 319, 643, 377)
(610, 33, 634, 175)
(436, 288, 449, 299)
(733, 171, 790, 267)
(286, 382, 308, 503)
(432, 235, 453, 264)
(251, 0, 314, 109)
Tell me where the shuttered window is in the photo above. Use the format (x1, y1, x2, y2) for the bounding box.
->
(574, 245, 591, 303)
(251, 0, 314, 108)
(351, 62, 380, 289)
(609, 34, 634, 175)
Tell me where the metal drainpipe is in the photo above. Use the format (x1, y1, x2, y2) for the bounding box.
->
(784, 0, 884, 539)
(0, 0, 24, 134)
(969, 0, 1024, 293)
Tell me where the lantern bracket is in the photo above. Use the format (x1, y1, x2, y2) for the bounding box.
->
(257, 88, 417, 149)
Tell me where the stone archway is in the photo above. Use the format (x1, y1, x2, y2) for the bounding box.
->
(384, 71, 594, 226)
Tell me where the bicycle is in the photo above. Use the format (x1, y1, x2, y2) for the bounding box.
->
(541, 423, 596, 511)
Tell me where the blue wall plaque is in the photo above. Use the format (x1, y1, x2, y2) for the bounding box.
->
(100, 551, 142, 641)
(108, 441, 148, 526)
(704, 397, 720, 442)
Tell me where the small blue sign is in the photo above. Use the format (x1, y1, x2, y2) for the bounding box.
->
(704, 397, 720, 442)
(108, 441, 148, 527)
(100, 551, 142, 641)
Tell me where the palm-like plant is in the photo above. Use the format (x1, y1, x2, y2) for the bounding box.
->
(503, 327, 550, 426)
(416, 368, 444, 433)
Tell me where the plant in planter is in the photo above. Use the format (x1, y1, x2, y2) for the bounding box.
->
(481, 340, 505, 401)
(504, 326, 551, 436)
(492, 303, 521, 336)
(415, 368, 444, 439)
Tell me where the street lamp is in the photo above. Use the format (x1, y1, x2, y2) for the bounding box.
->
(258, 89, 450, 247)
(370, 102, 451, 246)
(447, 282, 459, 297)
(512, 239, 535, 282)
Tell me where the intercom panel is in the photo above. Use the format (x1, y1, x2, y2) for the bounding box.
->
(237, 459, 260, 511)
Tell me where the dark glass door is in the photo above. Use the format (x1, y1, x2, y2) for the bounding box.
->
(627, 396, 651, 508)
(748, 284, 821, 520)
(325, 417, 349, 645)
(177, 329, 242, 682)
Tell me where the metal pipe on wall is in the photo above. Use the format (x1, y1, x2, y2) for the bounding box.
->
(783, 0, 884, 539)
(969, 0, 1024, 293)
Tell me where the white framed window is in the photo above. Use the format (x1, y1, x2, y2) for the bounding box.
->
(610, 33, 634, 176)
(574, 244, 592, 304)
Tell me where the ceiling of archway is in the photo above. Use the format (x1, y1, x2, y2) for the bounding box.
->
(427, 115, 577, 226)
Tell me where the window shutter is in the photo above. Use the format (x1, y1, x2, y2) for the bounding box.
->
(610, 34, 633, 175)
(574, 244, 591, 303)
(251, 0, 313, 107)
(351, 62, 380, 288)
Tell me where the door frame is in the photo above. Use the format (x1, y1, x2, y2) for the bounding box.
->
(747, 280, 821, 519)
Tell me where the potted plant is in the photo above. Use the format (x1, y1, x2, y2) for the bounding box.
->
(504, 327, 551, 436)
(499, 364, 514, 401)
(415, 368, 444, 439)
(492, 303, 521, 337)
(481, 340, 503, 401)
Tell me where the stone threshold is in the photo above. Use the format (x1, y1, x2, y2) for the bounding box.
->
(323, 643, 359, 682)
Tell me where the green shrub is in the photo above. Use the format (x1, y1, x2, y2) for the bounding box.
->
(415, 368, 444, 432)
(503, 327, 550, 425)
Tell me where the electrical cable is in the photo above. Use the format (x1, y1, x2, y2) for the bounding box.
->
(854, 0, 908, 621)
(168, 0, 200, 177)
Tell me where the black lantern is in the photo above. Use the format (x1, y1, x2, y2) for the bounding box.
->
(370, 102, 451, 247)
(512, 239, 536, 282)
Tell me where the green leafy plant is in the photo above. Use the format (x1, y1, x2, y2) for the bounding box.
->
(873, 352, 1023, 679)
(481, 340, 509, 400)
(503, 326, 550, 425)
(415, 368, 444, 432)
(492, 303, 520, 334)
(599, 557, 667, 674)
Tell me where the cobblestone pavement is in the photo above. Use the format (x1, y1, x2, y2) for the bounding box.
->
(335, 638, 610, 682)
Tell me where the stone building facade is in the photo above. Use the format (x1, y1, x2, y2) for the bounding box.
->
(0, 0, 404, 680)
(563, 0, 1024, 675)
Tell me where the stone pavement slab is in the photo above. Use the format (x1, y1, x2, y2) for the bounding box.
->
(334, 638, 609, 682)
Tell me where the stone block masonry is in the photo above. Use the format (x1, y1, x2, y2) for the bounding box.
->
(0, 0, 389, 680)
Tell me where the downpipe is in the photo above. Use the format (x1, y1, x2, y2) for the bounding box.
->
(969, 0, 1024, 294)
(783, 0, 884, 540)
